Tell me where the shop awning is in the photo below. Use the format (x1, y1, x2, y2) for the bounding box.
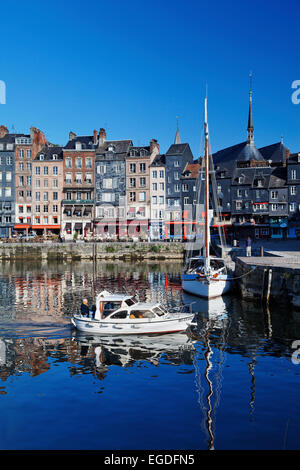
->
(32, 225, 61, 230)
(14, 224, 31, 229)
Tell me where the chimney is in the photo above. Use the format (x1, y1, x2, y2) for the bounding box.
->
(150, 138, 159, 154)
(98, 128, 106, 146)
(0, 125, 9, 138)
(93, 129, 98, 145)
(69, 131, 77, 141)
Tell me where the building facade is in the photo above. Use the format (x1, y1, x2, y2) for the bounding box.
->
(0, 127, 15, 237)
(32, 146, 63, 236)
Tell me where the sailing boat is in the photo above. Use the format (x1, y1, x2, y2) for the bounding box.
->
(182, 97, 232, 299)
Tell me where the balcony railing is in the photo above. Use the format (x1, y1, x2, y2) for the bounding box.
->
(62, 199, 94, 205)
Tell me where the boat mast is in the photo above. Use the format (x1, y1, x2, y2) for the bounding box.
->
(204, 96, 210, 269)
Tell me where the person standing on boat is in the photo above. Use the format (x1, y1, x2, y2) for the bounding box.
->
(246, 236, 252, 257)
(80, 298, 89, 316)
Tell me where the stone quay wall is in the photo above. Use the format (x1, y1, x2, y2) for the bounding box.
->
(0, 241, 184, 262)
(235, 257, 300, 308)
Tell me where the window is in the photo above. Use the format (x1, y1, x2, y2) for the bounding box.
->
(53, 192, 58, 200)
(102, 193, 115, 202)
(139, 177, 146, 187)
(159, 182, 164, 190)
(36, 192, 40, 201)
(86, 157, 92, 169)
(19, 176, 24, 186)
(53, 205, 58, 213)
(174, 172, 179, 180)
(159, 196, 164, 205)
(152, 170, 157, 178)
(182, 184, 188, 192)
(290, 186, 296, 195)
(35, 166, 40, 175)
(98, 164, 106, 174)
(53, 166, 58, 175)
(75, 173, 82, 184)
(43, 205, 48, 213)
(43, 166, 48, 175)
(44, 217, 48, 224)
(159, 170, 164, 178)
(19, 149, 24, 158)
(237, 189, 242, 197)
(53, 179, 58, 188)
(86, 173, 92, 184)
(174, 160, 179, 167)
(66, 157, 72, 168)
(5, 187, 11, 197)
(129, 163, 136, 173)
(44, 179, 48, 187)
(291, 170, 297, 180)
(271, 203, 278, 211)
(19, 162, 24, 171)
(43, 192, 48, 201)
(129, 178, 136, 188)
(6, 156, 12, 165)
(75, 158, 82, 168)
(66, 173, 72, 184)
(36, 179, 40, 188)
(174, 184, 180, 192)
(26, 149, 31, 158)
(139, 192, 146, 202)
(6, 171, 12, 182)
(236, 201, 242, 210)
(26, 176, 32, 186)
(140, 163, 146, 173)
(184, 197, 189, 205)
(152, 183, 157, 191)
(152, 196, 157, 205)
(103, 178, 112, 189)
(271, 190, 278, 199)
(129, 192, 136, 202)
(290, 202, 296, 212)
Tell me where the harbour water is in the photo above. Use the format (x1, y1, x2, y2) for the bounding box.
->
(0, 260, 300, 450)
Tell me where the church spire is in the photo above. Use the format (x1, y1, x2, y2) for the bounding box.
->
(247, 72, 254, 146)
(174, 116, 181, 144)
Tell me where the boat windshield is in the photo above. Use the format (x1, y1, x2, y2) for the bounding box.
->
(152, 306, 166, 316)
(103, 301, 122, 314)
(125, 298, 135, 306)
(129, 310, 155, 319)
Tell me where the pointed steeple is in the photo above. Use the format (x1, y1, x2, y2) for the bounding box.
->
(174, 116, 181, 144)
(247, 72, 254, 146)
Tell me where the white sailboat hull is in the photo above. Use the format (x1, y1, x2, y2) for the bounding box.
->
(182, 276, 232, 299)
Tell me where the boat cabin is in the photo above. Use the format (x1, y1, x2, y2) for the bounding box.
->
(185, 257, 227, 275)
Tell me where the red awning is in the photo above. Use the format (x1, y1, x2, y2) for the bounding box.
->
(14, 224, 31, 229)
(32, 225, 61, 229)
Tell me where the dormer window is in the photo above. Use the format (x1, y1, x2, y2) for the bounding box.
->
(257, 179, 263, 187)
(75, 142, 82, 150)
(238, 176, 244, 184)
(53, 154, 58, 160)
(108, 145, 114, 152)
(40, 154, 44, 161)
(298, 153, 300, 163)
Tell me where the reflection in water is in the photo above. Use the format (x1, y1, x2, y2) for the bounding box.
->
(1, 260, 300, 449)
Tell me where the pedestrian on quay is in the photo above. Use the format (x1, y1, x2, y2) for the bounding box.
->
(80, 298, 89, 317)
(246, 236, 252, 257)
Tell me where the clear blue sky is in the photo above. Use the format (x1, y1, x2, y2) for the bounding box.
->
(0, 0, 299, 157)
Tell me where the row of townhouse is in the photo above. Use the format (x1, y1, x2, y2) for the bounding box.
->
(0, 124, 195, 240)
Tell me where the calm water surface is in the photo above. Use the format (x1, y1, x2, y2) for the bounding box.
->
(0, 260, 300, 450)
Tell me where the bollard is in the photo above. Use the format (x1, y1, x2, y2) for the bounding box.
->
(260, 246, 264, 257)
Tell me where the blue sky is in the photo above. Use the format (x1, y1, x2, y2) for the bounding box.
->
(0, 0, 299, 157)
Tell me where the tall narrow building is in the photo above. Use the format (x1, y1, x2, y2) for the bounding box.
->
(247, 72, 254, 146)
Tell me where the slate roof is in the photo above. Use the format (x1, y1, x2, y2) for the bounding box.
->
(64, 135, 96, 150)
(166, 143, 190, 155)
(231, 166, 272, 188)
(96, 140, 133, 160)
(269, 166, 287, 188)
(258, 142, 289, 164)
(150, 154, 166, 167)
(212, 141, 265, 171)
(0, 133, 30, 144)
(34, 145, 63, 161)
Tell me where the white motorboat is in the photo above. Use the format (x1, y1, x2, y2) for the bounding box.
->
(182, 97, 233, 299)
(71, 290, 195, 335)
